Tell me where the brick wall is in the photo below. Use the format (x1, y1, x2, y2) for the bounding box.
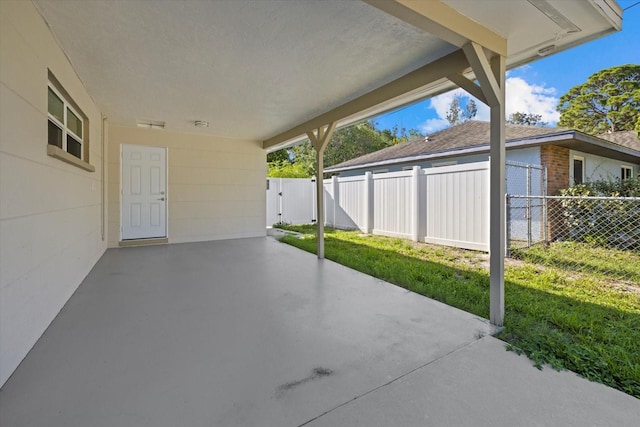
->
(540, 144, 569, 241)
(540, 144, 569, 196)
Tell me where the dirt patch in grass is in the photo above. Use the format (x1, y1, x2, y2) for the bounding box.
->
(606, 280, 640, 295)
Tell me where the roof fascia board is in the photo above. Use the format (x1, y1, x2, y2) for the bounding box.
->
(524, 129, 640, 158)
(326, 130, 640, 172)
(571, 131, 640, 157)
(588, 0, 623, 30)
(363, 0, 507, 56)
(326, 132, 575, 172)
(263, 49, 470, 149)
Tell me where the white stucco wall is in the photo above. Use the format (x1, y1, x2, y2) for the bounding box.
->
(0, 1, 108, 386)
(108, 126, 266, 247)
(570, 149, 639, 183)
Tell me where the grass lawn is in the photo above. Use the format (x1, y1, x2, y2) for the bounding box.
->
(275, 224, 640, 398)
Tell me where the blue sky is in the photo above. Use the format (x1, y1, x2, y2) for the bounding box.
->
(374, 0, 640, 135)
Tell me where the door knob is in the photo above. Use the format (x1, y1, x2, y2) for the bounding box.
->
(158, 197, 165, 201)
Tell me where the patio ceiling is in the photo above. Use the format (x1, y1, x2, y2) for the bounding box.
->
(33, 0, 621, 147)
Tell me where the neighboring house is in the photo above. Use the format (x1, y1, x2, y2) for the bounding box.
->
(326, 121, 640, 195)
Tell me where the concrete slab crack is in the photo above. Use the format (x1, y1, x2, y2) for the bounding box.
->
(297, 337, 486, 427)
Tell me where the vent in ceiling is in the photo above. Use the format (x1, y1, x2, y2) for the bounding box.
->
(137, 120, 165, 130)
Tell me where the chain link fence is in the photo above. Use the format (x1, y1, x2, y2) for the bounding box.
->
(507, 195, 640, 284)
(506, 161, 546, 199)
(505, 161, 547, 247)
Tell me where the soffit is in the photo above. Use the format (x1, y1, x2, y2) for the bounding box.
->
(33, 0, 621, 143)
(442, 0, 622, 66)
(34, 0, 454, 140)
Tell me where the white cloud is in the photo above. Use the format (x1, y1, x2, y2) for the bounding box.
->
(505, 77, 560, 124)
(428, 88, 465, 118)
(420, 118, 449, 134)
(419, 77, 559, 132)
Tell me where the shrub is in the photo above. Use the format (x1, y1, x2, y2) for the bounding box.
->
(558, 178, 640, 249)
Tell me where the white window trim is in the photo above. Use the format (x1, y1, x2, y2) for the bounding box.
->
(372, 168, 389, 174)
(47, 78, 93, 172)
(621, 165, 633, 180)
(48, 82, 84, 159)
(572, 155, 585, 184)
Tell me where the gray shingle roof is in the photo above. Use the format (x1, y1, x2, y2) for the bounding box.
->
(596, 130, 640, 151)
(327, 121, 562, 170)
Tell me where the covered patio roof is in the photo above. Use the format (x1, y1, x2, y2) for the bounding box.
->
(31, 0, 623, 327)
(1, 239, 637, 426)
(33, 0, 621, 147)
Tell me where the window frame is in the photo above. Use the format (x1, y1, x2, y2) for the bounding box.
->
(572, 156, 585, 185)
(48, 82, 84, 159)
(621, 165, 633, 180)
(46, 75, 94, 172)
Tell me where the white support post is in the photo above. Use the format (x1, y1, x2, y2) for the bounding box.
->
(459, 41, 505, 327)
(488, 55, 506, 327)
(412, 166, 421, 242)
(364, 172, 373, 234)
(307, 122, 337, 259)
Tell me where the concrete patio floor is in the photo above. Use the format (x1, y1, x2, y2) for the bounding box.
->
(1, 237, 638, 426)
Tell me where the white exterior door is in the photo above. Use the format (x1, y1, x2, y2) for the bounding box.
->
(121, 144, 167, 240)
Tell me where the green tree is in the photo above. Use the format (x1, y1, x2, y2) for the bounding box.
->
(557, 64, 640, 134)
(267, 149, 290, 163)
(507, 112, 547, 126)
(283, 120, 420, 177)
(380, 125, 425, 144)
(446, 94, 477, 126)
(268, 120, 424, 178)
(324, 121, 392, 167)
(288, 142, 316, 176)
(267, 160, 311, 178)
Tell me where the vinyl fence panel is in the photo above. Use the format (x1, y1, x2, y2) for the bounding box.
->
(266, 178, 316, 226)
(422, 162, 490, 251)
(323, 179, 335, 227)
(267, 160, 543, 252)
(373, 171, 413, 239)
(280, 178, 316, 225)
(334, 176, 366, 230)
(266, 178, 281, 226)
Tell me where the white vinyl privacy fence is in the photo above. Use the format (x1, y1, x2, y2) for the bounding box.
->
(267, 161, 545, 252)
(266, 177, 317, 226)
(268, 162, 494, 251)
(323, 163, 490, 251)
